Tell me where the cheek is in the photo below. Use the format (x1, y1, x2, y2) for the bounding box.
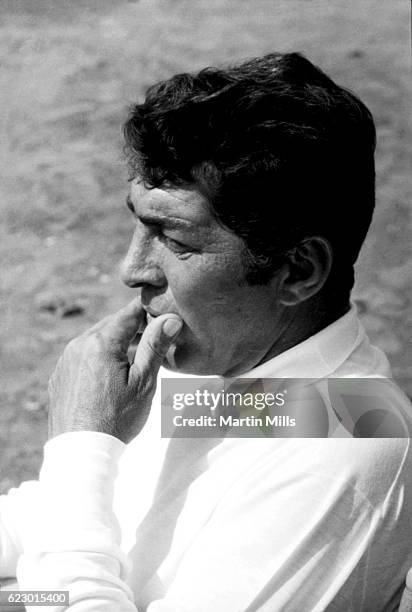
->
(168, 258, 247, 323)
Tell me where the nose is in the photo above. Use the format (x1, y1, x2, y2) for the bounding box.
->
(119, 232, 166, 289)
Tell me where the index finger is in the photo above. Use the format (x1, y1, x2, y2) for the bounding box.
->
(84, 299, 146, 336)
(99, 299, 147, 354)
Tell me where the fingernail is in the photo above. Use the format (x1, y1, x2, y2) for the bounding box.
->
(163, 318, 183, 338)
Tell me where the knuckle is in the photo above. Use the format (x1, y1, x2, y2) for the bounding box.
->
(140, 375, 154, 397)
(62, 332, 105, 362)
(92, 331, 118, 357)
(65, 336, 82, 353)
(87, 332, 104, 351)
(146, 337, 164, 361)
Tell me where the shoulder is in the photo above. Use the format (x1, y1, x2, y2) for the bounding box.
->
(232, 436, 412, 512)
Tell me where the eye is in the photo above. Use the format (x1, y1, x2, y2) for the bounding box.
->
(161, 234, 192, 255)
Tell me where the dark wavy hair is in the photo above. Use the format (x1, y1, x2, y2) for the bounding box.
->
(123, 52, 376, 298)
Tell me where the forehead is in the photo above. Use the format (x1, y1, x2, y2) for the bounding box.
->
(130, 181, 213, 228)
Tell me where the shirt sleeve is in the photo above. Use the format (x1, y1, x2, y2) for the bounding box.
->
(16, 431, 138, 612)
(0, 479, 41, 578)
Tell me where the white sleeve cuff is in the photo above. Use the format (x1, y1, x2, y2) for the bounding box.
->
(44, 430, 126, 460)
(24, 431, 127, 558)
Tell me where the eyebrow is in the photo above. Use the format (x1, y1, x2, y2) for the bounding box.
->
(126, 195, 194, 231)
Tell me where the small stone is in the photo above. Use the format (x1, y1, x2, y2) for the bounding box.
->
(35, 290, 86, 317)
(61, 302, 85, 317)
(348, 49, 364, 59)
(88, 266, 100, 277)
(23, 399, 43, 412)
(44, 236, 57, 247)
(36, 292, 65, 314)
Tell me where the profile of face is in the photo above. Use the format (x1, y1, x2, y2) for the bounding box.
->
(120, 181, 319, 377)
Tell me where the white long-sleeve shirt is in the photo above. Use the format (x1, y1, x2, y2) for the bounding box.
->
(1, 308, 412, 611)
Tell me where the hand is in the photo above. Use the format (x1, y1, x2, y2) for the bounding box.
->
(47, 300, 183, 443)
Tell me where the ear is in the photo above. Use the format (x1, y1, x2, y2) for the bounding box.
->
(277, 237, 333, 306)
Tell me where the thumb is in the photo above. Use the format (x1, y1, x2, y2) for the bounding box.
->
(129, 314, 183, 383)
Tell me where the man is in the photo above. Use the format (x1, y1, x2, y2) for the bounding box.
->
(1, 52, 411, 610)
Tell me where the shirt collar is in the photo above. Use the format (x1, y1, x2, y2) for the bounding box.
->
(239, 305, 362, 379)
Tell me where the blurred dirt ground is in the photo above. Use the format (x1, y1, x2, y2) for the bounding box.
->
(0, 0, 411, 490)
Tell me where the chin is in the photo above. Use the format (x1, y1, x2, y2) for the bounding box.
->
(162, 344, 221, 376)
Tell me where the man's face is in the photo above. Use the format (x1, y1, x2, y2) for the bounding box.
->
(121, 181, 286, 376)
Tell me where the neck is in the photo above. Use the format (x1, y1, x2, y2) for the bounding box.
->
(252, 298, 350, 372)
